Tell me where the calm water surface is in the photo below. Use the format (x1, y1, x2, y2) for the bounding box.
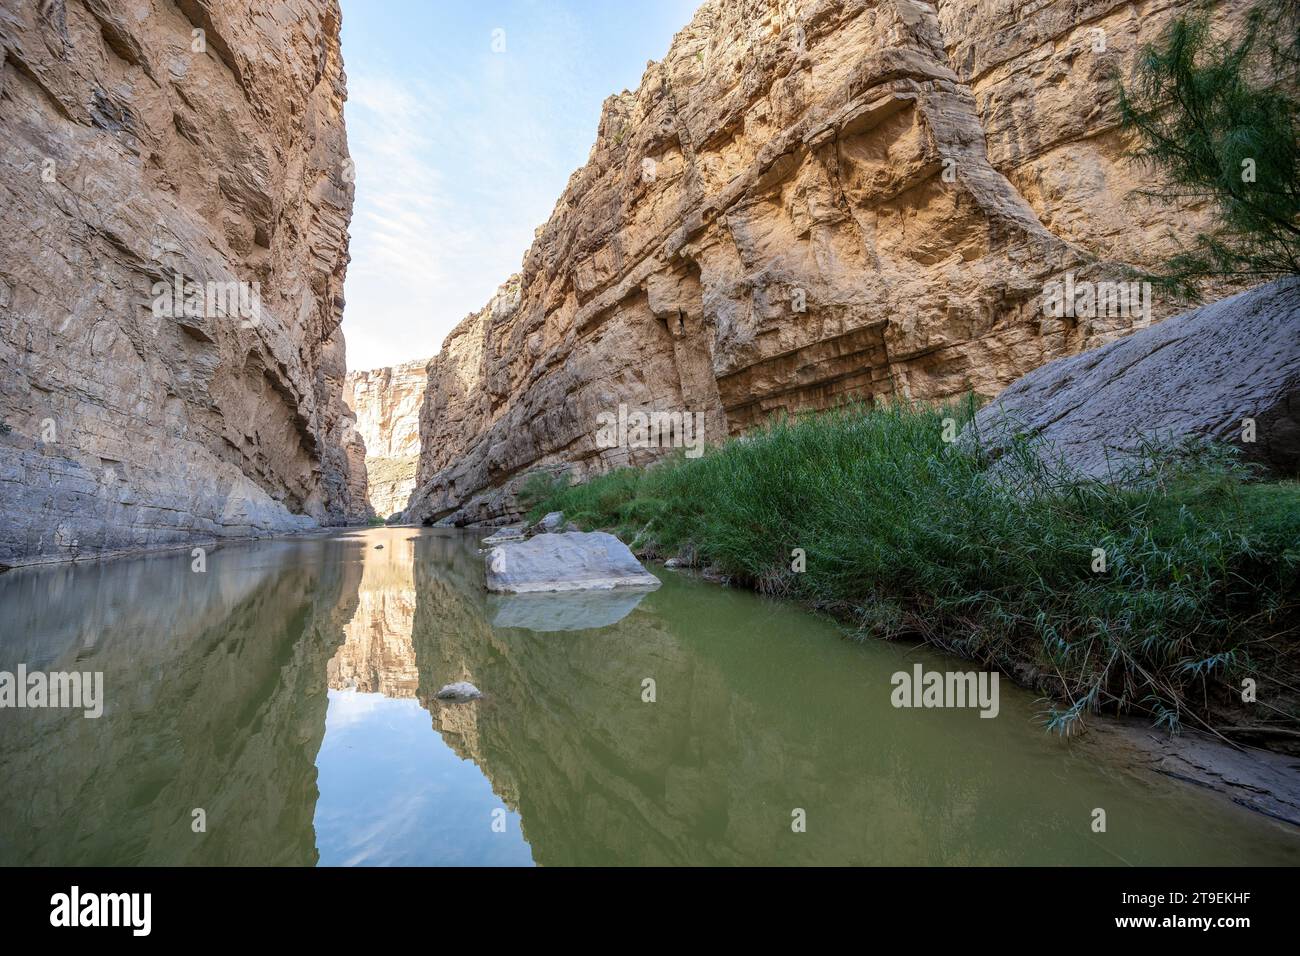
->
(1, 526, 1297, 865)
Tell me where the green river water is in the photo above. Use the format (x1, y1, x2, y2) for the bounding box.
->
(1, 525, 1296, 865)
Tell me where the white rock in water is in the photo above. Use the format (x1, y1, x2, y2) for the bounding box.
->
(485, 531, 661, 594)
(435, 681, 482, 701)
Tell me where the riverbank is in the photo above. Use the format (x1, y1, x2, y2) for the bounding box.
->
(0, 523, 367, 573)
(520, 399, 1300, 749)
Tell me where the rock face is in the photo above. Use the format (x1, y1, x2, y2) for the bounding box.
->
(969, 278, 1300, 479)
(344, 359, 427, 518)
(0, 0, 365, 567)
(404, 0, 1253, 526)
(484, 531, 662, 593)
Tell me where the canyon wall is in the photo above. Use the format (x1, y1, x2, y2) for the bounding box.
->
(344, 359, 426, 518)
(405, 0, 1250, 526)
(0, 0, 365, 567)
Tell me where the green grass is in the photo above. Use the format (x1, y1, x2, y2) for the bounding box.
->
(521, 398, 1300, 735)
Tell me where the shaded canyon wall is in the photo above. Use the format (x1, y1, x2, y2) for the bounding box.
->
(0, 0, 366, 566)
(405, 0, 1252, 526)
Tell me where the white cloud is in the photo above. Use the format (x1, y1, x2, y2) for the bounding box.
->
(338, 1, 699, 372)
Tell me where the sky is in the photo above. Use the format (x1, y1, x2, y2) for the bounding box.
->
(338, 0, 701, 372)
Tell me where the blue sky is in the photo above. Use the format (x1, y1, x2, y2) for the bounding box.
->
(314, 690, 534, 865)
(338, 0, 701, 371)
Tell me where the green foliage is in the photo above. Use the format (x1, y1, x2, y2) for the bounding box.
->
(1118, 3, 1300, 299)
(527, 398, 1300, 734)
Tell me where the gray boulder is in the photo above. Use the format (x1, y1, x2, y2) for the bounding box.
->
(967, 278, 1300, 479)
(434, 681, 482, 702)
(484, 531, 661, 594)
(536, 511, 565, 533)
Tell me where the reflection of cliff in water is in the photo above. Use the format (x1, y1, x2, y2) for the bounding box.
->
(406, 532, 504, 803)
(408, 533, 1253, 866)
(328, 534, 419, 698)
(0, 538, 361, 865)
(5, 528, 1291, 867)
(407, 533, 954, 865)
(407, 542, 920, 865)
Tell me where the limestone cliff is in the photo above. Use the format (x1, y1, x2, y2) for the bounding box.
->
(344, 359, 427, 518)
(405, 0, 1252, 526)
(0, 0, 365, 567)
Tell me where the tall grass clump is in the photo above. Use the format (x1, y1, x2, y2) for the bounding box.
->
(520, 398, 1300, 734)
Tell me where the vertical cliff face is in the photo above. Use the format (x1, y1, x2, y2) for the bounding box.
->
(0, 0, 365, 566)
(404, 0, 1250, 526)
(344, 359, 427, 518)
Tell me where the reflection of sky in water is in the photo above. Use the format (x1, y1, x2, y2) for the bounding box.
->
(314, 690, 534, 866)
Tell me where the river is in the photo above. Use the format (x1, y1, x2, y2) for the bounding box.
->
(1, 525, 1296, 865)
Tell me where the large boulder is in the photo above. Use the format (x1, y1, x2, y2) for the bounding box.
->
(967, 278, 1300, 479)
(534, 511, 566, 533)
(484, 531, 661, 594)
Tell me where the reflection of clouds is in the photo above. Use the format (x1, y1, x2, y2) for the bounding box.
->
(314, 692, 533, 867)
(330, 788, 434, 868)
(323, 688, 389, 731)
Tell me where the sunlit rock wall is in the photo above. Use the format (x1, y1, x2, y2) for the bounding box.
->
(344, 359, 427, 518)
(405, 0, 1251, 526)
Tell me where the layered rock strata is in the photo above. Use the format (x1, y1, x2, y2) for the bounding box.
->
(405, 0, 1254, 526)
(0, 0, 365, 566)
(344, 359, 427, 518)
